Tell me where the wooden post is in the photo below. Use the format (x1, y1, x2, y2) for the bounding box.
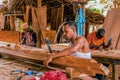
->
(24, 5, 30, 23)
(38, 0, 41, 8)
(34, 0, 42, 47)
(61, 4, 64, 24)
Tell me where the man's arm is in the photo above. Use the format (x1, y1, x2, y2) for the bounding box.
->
(51, 37, 84, 58)
(89, 45, 101, 49)
(44, 37, 85, 67)
(103, 38, 112, 49)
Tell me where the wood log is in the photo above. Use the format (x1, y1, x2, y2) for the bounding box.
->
(0, 45, 106, 76)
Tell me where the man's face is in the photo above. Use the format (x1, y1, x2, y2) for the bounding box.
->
(23, 28, 28, 32)
(62, 25, 74, 40)
(98, 32, 105, 39)
(22, 23, 28, 32)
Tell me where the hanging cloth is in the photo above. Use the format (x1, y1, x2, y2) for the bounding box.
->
(75, 8, 86, 36)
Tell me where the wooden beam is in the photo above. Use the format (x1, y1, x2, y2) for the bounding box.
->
(4, 14, 25, 16)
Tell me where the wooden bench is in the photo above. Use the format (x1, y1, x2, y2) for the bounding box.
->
(0, 31, 20, 43)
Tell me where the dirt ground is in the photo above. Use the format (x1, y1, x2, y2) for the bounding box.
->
(0, 58, 50, 80)
(0, 57, 115, 80)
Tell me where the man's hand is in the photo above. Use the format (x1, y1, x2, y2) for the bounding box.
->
(44, 56, 53, 67)
(107, 38, 112, 47)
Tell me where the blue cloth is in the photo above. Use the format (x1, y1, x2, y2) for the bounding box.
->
(75, 8, 86, 36)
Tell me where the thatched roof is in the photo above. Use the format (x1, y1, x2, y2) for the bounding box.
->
(0, 0, 70, 12)
(85, 9, 105, 25)
(0, 0, 105, 25)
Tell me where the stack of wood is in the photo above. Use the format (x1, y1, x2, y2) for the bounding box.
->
(85, 9, 105, 25)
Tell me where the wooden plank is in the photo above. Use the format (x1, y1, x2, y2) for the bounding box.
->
(33, 7, 47, 30)
(39, 6, 47, 30)
(10, 16, 15, 30)
(0, 46, 106, 76)
(32, 7, 47, 46)
(32, 8, 44, 47)
(0, 13, 5, 30)
(0, 31, 20, 43)
(103, 9, 120, 49)
(116, 34, 120, 49)
(24, 5, 30, 23)
(32, 8, 38, 32)
(42, 30, 56, 42)
(38, 0, 42, 8)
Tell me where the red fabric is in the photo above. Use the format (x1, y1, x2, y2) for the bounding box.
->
(30, 78, 36, 80)
(40, 70, 68, 80)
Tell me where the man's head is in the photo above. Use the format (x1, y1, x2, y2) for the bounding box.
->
(27, 28, 34, 34)
(62, 21, 77, 40)
(96, 28, 105, 39)
(22, 23, 28, 31)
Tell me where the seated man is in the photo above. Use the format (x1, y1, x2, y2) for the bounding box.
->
(20, 23, 37, 47)
(87, 28, 112, 50)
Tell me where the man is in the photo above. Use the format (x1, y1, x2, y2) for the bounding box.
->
(44, 21, 108, 80)
(25, 28, 37, 47)
(44, 21, 91, 66)
(20, 23, 37, 47)
(87, 28, 112, 50)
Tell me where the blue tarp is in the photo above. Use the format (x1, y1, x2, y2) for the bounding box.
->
(75, 8, 86, 36)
